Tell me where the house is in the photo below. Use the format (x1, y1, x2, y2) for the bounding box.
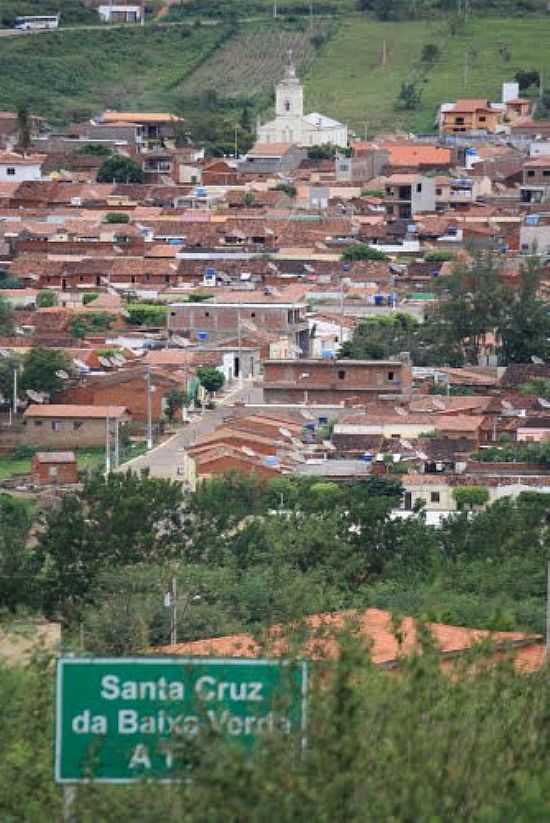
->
(0, 151, 45, 182)
(55, 367, 184, 422)
(519, 212, 550, 255)
(516, 417, 550, 442)
(263, 359, 412, 404)
(156, 607, 544, 673)
(96, 112, 184, 152)
(167, 302, 311, 358)
(520, 157, 550, 204)
(183, 445, 282, 490)
(31, 451, 78, 485)
(440, 100, 503, 134)
(239, 143, 307, 176)
(23, 404, 130, 447)
(383, 174, 436, 219)
(98, 4, 142, 22)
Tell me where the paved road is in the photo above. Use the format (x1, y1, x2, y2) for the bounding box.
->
(122, 380, 263, 480)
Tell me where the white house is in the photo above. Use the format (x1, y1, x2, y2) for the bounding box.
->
(257, 54, 348, 149)
(98, 5, 142, 23)
(0, 151, 44, 182)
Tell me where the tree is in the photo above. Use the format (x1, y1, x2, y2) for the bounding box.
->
(453, 485, 490, 510)
(0, 353, 19, 402)
(197, 366, 225, 396)
(421, 43, 440, 63)
(104, 212, 130, 224)
(97, 155, 144, 184)
(15, 105, 32, 153)
(0, 295, 14, 335)
(20, 347, 71, 396)
(515, 69, 540, 92)
(35, 471, 185, 619)
(498, 260, 550, 364)
(396, 80, 424, 110)
(342, 243, 387, 262)
(36, 290, 57, 308)
(164, 388, 186, 422)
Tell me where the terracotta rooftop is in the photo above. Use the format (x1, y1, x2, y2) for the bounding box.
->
(156, 608, 543, 670)
(34, 451, 76, 463)
(24, 404, 128, 419)
(100, 111, 183, 124)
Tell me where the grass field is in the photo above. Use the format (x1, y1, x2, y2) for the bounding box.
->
(2, 14, 550, 133)
(179, 20, 333, 104)
(0, 23, 227, 122)
(305, 16, 550, 134)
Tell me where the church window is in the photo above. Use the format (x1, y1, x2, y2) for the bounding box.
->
(285, 100, 290, 112)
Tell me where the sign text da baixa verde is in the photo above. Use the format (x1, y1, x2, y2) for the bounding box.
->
(55, 657, 308, 783)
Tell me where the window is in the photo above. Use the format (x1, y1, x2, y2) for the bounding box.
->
(251, 312, 256, 318)
(6, 168, 15, 176)
(416, 183, 422, 193)
(73, 421, 83, 431)
(527, 170, 535, 177)
(51, 421, 60, 431)
(387, 371, 394, 381)
(544, 170, 550, 177)
(455, 117, 465, 125)
(436, 187, 442, 196)
(204, 311, 210, 317)
(430, 492, 440, 503)
(285, 100, 290, 112)
(34, 420, 43, 427)
(479, 116, 486, 123)
(337, 370, 346, 380)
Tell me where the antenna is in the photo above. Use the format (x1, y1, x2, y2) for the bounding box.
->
(55, 370, 69, 380)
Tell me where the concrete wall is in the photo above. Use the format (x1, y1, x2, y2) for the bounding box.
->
(23, 416, 125, 448)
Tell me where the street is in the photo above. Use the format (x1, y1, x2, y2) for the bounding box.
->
(121, 380, 262, 480)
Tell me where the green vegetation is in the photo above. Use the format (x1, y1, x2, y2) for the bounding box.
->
(20, 346, 71, 396)
(126, 303, 167, 326)
(82, 292, 99, 306)
(1, 15, 550, 135)
(0, 295, 14, 335)
(305, 16, 550, 133)
(197, 365, 225, 395)
(0, 447, 105, 482)
(0, 24, 225, 122)
(342, 243, 388, 261)
(69, 311, 114, 339)
(0, 0, 96, 27)
(36, 289, 57, 308)
(342, 256, 550, 366)
(97, 155, 144, 184)
(475, 442, 550, 466)
(104, 212, 130, 224)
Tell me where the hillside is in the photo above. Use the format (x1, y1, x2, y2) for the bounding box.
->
(1, 14, 550, 133)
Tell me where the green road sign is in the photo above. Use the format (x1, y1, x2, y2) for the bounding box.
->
(55, 657, 308, 783)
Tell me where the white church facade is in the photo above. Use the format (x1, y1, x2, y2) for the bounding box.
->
(257, 55, 348, 149)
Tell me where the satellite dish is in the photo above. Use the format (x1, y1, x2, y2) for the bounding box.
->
(531, 356, 545, 365)
(401, 439, 413, 450)
(0, 349, 9, 359)
(55, 370, 69, 380)
(432, 399, 446, 411)
(73, 358, 90, 371)
(241, 446, 256, 457)
(300, 410, 315, 420)
(278, 427, 292, 438)
(26, 390, 46, 403)
(395, 407, 408, 417)
(501, 399, 513, 410)
(538, 397, 550, 409)
(98, 357, 112, 368)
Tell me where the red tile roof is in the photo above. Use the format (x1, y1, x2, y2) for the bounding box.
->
(156, 608, 543, 669)
(24, 404, 128, 419)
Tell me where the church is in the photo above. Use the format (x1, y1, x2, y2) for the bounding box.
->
(256, 54, 348, 149)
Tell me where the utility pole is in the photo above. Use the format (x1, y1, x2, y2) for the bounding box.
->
(105, 416, 111, 475)
(12, 367, 17, 423)
(234, 124, 238, 160)
(114, 417, 120, 469)
(273, 0, 277, 17)
(237, 305, 243, 387)
(166, 577, 177, 646)
(546, 562, 550, 660)
(463, 49, 469, 91)
(146, 366, 153, 450)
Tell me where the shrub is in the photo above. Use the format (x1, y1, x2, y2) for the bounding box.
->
(82, 293, 99, 306)
(453, 486, 490, 510)
(342, 244, 387, 262)
(104, 212, 130, 224)
(36, 290, 57, 308)
(126, 304, 167, 326)
(424, 250, 455, 263)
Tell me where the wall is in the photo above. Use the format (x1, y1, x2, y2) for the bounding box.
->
(0, 163, 41, 182)
(23, 416, 121, 448)
(32, 459, 78, 485)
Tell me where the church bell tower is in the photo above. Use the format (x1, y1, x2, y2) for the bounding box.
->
(275, 51, 304, 119)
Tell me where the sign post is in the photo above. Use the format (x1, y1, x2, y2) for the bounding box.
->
(55, 657, 308, 784)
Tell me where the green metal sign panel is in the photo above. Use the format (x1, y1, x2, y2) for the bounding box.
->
(55, 657, 308, 783)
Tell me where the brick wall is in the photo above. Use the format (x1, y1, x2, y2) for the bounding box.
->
(32, 458, 78, 485)
(24, 417, 113, 448)
(56, 379, 169, 422)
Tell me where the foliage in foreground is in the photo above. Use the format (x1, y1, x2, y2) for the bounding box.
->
(1, 645, 550, 821)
